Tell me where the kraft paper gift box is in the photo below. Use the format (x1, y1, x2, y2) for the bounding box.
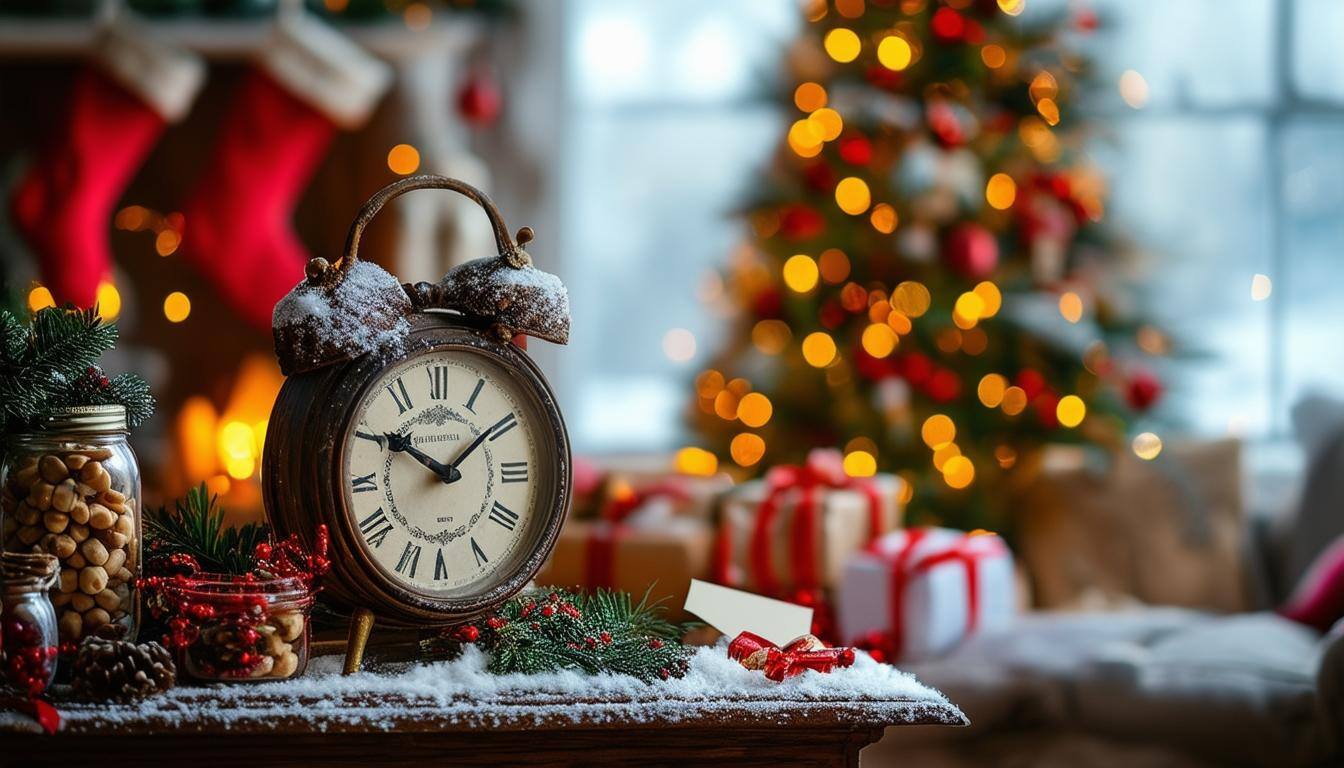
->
(568, 457, 734, 522)
(712, 451, 904, 597)
(533, 504, 712, 622)
(837, 527, 1015, 662)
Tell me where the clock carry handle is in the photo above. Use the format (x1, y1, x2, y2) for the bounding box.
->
(338, 174, 533, 272)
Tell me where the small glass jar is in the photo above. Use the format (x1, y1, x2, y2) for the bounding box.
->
(0, 405, 142, 642)
(1, 573, 60, 695)
(163, 575, 313, 682)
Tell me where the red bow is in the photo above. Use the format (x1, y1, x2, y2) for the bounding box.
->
(748, 450, 883, 596)
(727, 631, 856, 682)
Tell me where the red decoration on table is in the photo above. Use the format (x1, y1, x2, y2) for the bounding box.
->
(727, 631, 856, 682)
(179, 70, 330, 330)
(10, 68, 167, 307)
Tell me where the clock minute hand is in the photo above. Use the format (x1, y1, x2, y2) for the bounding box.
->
(448, 425, 493, 472)
(385, 431, 461, 484)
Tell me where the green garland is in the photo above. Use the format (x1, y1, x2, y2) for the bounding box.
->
(424, 587, 695, 682)
(0, 306, 154, 432)
(144, 483, 269, 575)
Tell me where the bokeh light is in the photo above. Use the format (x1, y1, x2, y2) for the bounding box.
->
(1251, 273, 1272, 301)
(985, 173, 1016, 210)
(843, 450, 877, 477)
(1132, 432, 1163, 460)
(1056, 395, 1086, 428)
(662, 328, 697, 362)
(1002, 386, 1028, 415)
(942, 455, 975, 488)
(794, 82, 827, 112)
(921, 414, 955, 447)
(752, 320, 792, 355)
(802, 332, 838, 367)
(163, 291, 191, 323)
(819, 248, 851, 284)
(835, 177, 872, 215)
(26, 286, 54, 312)
(877, 35, 912, 71)
(95, 281, 121, 320)
(973, 281, 1002, 316)
(981, 44, 1007, 69)
(387, 143, 421, 175)
(1059, 291, 1084, 323)
(730, 433, 766, 466)
(1119, 69, 1149, 108)
(823, 28, 862, 63)
(738, 392, 773, 428)
(861, 323, 899, 358)
(675, 446, 719, 476)
(891, 281, 931, 317)
(977, 373, 1007, 407)
(783, 254, 820, 292)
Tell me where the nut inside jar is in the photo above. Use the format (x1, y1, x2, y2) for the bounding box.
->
(2, 449, 138, 642)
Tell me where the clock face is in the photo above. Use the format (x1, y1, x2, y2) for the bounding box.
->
(343, 346, 552, 597)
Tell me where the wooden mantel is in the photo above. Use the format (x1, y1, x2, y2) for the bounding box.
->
(0, 652, 967, 768)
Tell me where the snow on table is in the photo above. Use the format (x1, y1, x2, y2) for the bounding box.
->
(0, 645, 965, 735)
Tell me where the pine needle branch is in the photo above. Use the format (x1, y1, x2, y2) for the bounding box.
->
(144, 483, 270, 575)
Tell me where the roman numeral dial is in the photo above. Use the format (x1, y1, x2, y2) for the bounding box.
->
(345, 347, 547, 596)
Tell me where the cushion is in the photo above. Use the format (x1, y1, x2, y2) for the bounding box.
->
(1280, 535, 1344, 632)
(1016, 439, 1249, 612)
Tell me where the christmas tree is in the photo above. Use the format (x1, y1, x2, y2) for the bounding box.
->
(689, 0, 1162, 530)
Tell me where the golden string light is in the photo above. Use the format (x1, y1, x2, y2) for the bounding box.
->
(891, 281, 931, 317)
(1132, 432, 1163, 460)
(730, 433, 766, 467)
(675, 447, 719, 476)
(737, 392, 773, 428)
(977, 373, 1007, 407)
(26, 286, 54, 312)
(861, 323, 899, 358)
(387, 143, 421, 175)
(985, 173, 1016, 210)
(877, 35, 913, 71)
(835, 177, 872, 215)
(824, 28, 862, 63)
(1056, 395, 1086, 428)
(783, 254, 821, 292)
(163, 291, 191, 323)
(95, 281, 121, 320)
(843, 450, 878, 477)
(1059, 291, 1084, 323)
(921, 414, 955, 448)
(802, 332, 838, 367)
(794, 82, 827, 112)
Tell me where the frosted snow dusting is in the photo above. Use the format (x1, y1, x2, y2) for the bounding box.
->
(0, 644, 964, 734)
(272, 261, 413, 372)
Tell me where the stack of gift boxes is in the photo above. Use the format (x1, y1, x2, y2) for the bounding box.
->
(534, 449, 1015, 660)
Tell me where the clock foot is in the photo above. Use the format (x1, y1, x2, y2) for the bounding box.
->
(342, 607, 376, 676)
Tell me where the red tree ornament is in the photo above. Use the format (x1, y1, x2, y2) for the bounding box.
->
(942, 223, 999, 281)
(1126, 370, 1163, 411)
(779, 204, 825, 241)
(457, 73, 502, 126)
(838, 134, 873, 165)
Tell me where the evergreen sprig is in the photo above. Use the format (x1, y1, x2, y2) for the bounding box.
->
(0, 306, 154, 431)
(425, 587, 695, 683)
(144, 483, 270, 575)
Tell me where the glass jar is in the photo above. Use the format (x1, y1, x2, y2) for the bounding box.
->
(162, 574, 313, 682)
(0, 405, 142, 642)
(1, 570, 60, 695)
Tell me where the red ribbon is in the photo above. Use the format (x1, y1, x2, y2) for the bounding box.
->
(727, 631, 856, 682)
(0, 695, 59, 734)
(743, 452, 884, 596)
(582, 481, 691, 588)
(875, 528, 1006, 661)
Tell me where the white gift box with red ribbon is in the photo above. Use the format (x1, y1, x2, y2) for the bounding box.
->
(837, 527, 1015, 662)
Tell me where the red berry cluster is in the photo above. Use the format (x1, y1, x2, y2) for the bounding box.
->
(1, 617, 58, 697)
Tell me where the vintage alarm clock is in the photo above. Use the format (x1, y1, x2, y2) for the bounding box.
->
(263, 176, 571, 669)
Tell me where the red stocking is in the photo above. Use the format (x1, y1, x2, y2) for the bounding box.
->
(179, 69, 333, 331)
(11, 69, 166, 307)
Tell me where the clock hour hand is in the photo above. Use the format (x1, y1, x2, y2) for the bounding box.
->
(384, 431, 461, 484)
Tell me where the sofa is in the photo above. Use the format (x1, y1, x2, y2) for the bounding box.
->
(864, 403, 1344, 767)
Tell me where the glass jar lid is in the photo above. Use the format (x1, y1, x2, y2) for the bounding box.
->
(42, 405, 127, 433)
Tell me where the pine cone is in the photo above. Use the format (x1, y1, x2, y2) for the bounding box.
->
(71, 637, 177, 702)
